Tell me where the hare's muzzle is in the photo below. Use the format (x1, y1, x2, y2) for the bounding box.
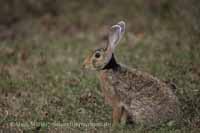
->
(82, 57, 90, 69)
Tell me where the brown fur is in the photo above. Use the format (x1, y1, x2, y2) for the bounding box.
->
(98, 61, 181, 126)
(82, 21, 181, 127)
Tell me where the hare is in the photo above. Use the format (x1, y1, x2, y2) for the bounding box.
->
(82, 21, 181, 127)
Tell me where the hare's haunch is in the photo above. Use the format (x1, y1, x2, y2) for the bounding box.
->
(83, 21, 181, 127)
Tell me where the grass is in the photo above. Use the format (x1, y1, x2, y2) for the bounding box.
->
(0, 1, 200, 132)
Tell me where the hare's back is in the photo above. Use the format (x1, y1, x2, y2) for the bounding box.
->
(115, 65, 173, 99)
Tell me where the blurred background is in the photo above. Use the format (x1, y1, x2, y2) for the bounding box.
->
(0, 0, 200, 132)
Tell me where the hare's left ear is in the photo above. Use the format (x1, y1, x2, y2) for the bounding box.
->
(107, 21, 125, 52)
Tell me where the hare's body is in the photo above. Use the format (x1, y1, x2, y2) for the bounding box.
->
(99, 56, 180, 126)
(83, 21, 181, 126)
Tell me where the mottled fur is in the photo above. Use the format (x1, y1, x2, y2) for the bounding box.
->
(99, 55, 181, 126)
(83, 21, 181, 127)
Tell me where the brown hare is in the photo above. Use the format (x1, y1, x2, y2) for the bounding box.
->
(82, 21, 181, 127)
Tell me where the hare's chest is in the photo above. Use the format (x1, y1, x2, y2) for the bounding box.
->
(99, 72, 119, 105)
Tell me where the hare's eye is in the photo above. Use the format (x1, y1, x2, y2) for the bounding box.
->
(95, 52, 101, 58)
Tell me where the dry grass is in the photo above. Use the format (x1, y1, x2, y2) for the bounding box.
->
(0, 0, 200, 132)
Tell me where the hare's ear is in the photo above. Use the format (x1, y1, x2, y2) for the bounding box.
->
(107, 21, 125, 52)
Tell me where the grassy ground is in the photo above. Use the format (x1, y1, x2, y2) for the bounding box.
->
(0, 1, 200, 132)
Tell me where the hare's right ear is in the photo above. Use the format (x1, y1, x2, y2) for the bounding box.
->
(107, 21, 125, 52)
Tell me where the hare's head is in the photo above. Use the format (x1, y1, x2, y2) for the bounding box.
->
(83, 21, 125, 70)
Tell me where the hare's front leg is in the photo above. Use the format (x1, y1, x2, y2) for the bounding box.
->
(120, 108, 128, 125)
(112, 106, 129, 126)
(112, 106, 122, 126)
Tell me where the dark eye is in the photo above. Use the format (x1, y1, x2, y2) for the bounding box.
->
(95, 52, 101, 58)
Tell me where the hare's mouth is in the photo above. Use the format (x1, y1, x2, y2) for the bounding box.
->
(82, 63, 95, 70)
